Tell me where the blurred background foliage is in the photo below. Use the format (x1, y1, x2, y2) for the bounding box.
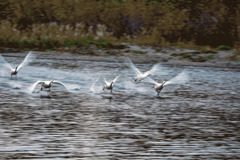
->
(0, 0, 239, 49)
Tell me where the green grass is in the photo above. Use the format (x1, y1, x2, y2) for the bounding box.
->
(207, 55, 214, 59)
(171, 52, 215, 62)
(202, 49, 216, 53)
(1, 36, 112, 50)
(63, 37, 111, 49)
(196, 56, 207, 62)
(229, 54, 239, 61)
(95, 38, 110, 49)
(171, 53, 194, 59)
(133, 50, 147, 54)
(216, 45, 233, 51)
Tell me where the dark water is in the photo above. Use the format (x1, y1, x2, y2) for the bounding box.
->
(0, 54, 240, 159)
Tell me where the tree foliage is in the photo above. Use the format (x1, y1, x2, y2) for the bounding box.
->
(0, 0, 239, 47)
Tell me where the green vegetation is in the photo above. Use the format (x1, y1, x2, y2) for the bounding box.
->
(133, 51, 147, 54)
(0, 0, 239, 51)
(171, 53, 195, 59)
(202, 49, 216, 54)
(216, 45, 233, 51)
(207, 55, 215, 60)
(196, 56, 207, 62)
(0, 36, 112, 50)
(171, 52, 215, 62)
(63, 37, 110, 49)
(229, 54, 239, 61)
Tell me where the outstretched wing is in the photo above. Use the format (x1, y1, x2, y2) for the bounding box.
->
(89, 76, 106, 94)
(165, 70, 188, 85)
(125, 57, 142, 76)
(17, 51, 35, 71)
(52, 80, 68, 90)
(29, 80, 44, 93)
(0, 54, 13, 70)
(90, 77, 100, 93)
(145, 63, 161, 75)
(111, 74, 120, 84)
(145, 76, 158, 85)
(103, 77, 108, 84)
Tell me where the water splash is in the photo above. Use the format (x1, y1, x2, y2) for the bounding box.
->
(90, 77, 103, 94)
(66, 83, 81, 92)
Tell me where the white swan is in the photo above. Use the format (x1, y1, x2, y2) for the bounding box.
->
(30, 80, 67, 92)
(103, 75, 120, 93)
(151, 70, 189, 96)
(0, 51, 35, 77)
(154, 81, 167, 96)
(126, 57, 159, 82)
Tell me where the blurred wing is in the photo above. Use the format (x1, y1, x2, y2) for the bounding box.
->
(52, 80, 68, 90)
(125, 57, 142, 76)
(17, 51, 35, 71)
(144, 76, 158, 84)
(0, 54, 13, 70)
(112, 74, 120, 83)
(165, 70, 189, 85)
(103, 77, 108, 84)
(90, 76, 104, 94)
(29, 80, 43, 93)
(90, 77, 99, 93)
(145, 63, 161, 75)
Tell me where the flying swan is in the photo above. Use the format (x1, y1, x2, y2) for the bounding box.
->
(103, 75, 120, 93)
(154, 81, 167, 96)
(0, 51, 35, 77)
(151, 70, 188, 96)
(30, 80, 67, 92)
(126, 57, 159, 82)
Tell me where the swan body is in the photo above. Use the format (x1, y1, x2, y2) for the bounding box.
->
(154, 81, 166, 96)
(11, 67, 18, 77)
(0, 51, 35, 77)
(135, 72, 151, 82)
(103, 75, 120, 93)
(31, 80, 67, 92)
(41, 80, 53, 90)
(126, 57, 160, 82)
(152, 70, 188, 96)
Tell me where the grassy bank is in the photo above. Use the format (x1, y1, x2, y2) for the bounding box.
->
(0, 0, 239, 54)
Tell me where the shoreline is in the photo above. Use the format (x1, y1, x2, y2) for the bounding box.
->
(1, 44, 239, 70)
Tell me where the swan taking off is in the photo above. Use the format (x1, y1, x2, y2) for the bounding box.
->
(154, 81, 166, 96)
(0, 51, 35, 77)
(151, 70, 189, 96)
(30, 80, 67, 92)
(103, 75, 120, 93)
(126, 57, 159, 82)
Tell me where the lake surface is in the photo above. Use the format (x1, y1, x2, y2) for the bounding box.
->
(0, 53, 239, 159)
